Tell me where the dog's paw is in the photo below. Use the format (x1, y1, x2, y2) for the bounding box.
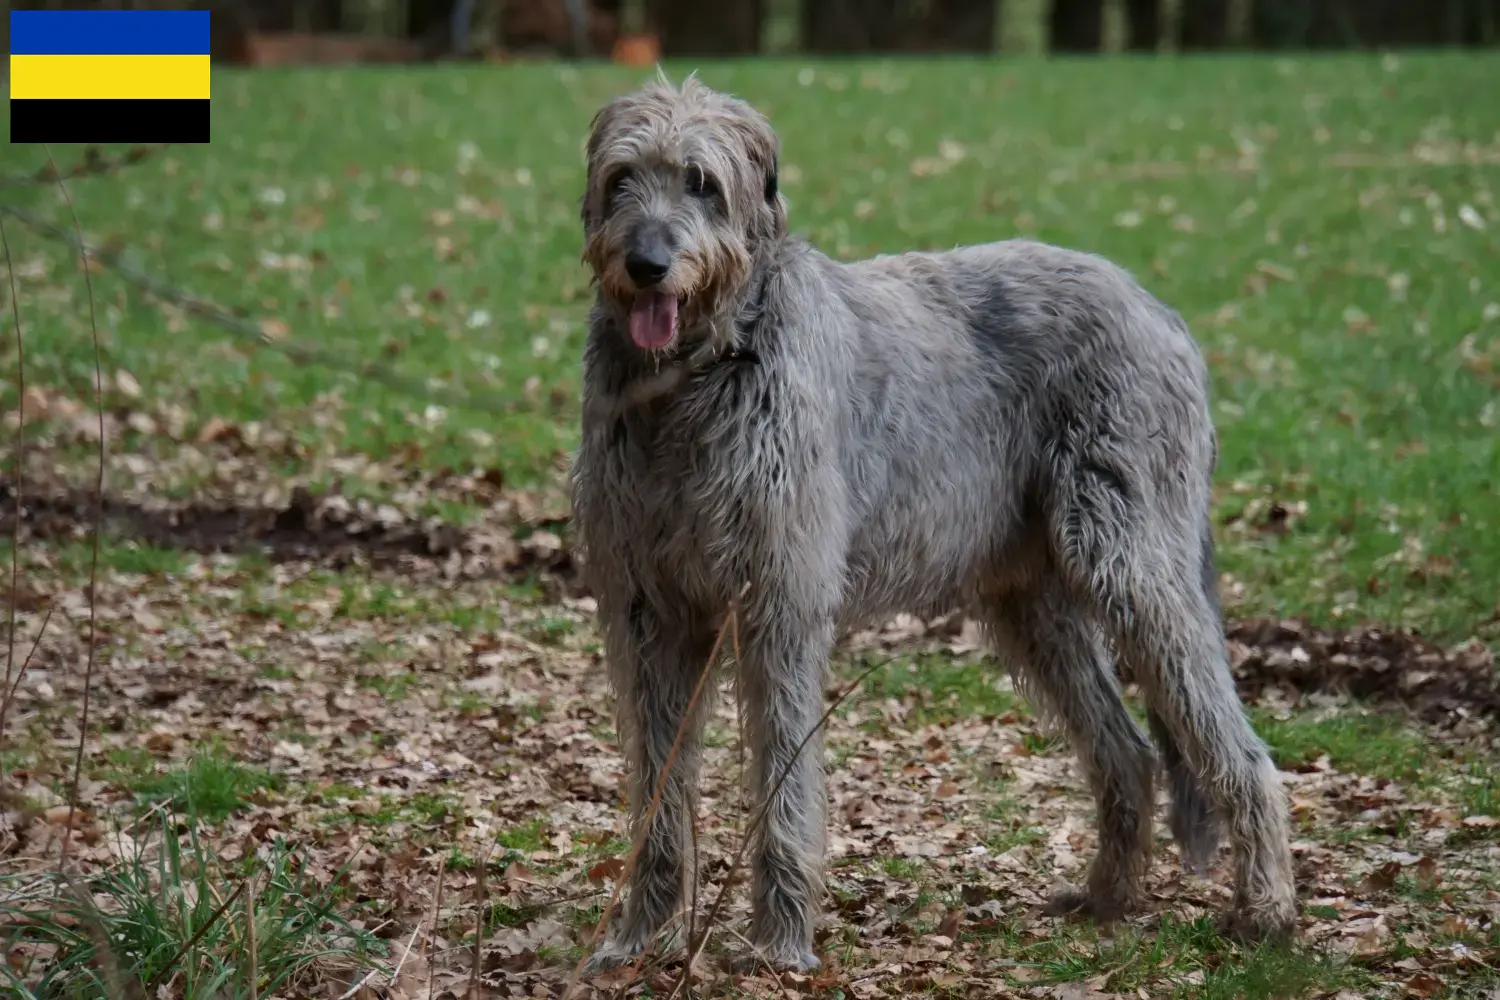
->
(1043, 885, 1137, 926)
(1217, 901, 1299, 944)
(727, 946, 821, 976)
(580, 941, 645, 977)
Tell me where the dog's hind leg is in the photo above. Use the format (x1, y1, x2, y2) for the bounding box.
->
(1147, 707, 1221, 876)
(1046, 459, 1297, 942)
(584, 598, 717, 973)
(985, 580, 1156, 923)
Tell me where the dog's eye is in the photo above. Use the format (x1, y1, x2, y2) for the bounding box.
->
(606, 168, 632, 202)
(685, 163, 717, 199)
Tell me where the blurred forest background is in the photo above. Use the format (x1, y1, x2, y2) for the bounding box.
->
(5, 0, 1499, 68)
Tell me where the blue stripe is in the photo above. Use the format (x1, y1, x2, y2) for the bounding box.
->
(10, 11, 210, 55)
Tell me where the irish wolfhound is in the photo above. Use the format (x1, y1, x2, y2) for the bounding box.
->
(569, 74, 1297, 973)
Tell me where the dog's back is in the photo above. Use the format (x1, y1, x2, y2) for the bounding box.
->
(770, 237, 1215, 627)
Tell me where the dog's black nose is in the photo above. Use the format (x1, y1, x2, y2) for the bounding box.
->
(625, 225, 672, 288)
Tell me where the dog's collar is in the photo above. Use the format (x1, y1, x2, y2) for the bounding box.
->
(698, 265, 772, 370)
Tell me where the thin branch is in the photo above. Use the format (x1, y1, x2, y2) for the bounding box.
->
(47, 145, 106, 872)
(0, 603, 55, 757)
(466, 839, 494, 1000)
(712, 924, 797, 1000)
(679, 652, 891, 982)
(427, 855, 447, 1000)
(0, 143, 171, 190)
(143, 875, 251, 994)
(246, 872, 260, 1000)
(389, 924, 423, 988)
(0, 202, 514, 422)
(60, 869, 140, 999)
(0, 212, 25, 750)
(561, 601, 736, 1000)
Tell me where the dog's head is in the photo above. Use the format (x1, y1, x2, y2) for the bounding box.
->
(580, 72, 785, 355)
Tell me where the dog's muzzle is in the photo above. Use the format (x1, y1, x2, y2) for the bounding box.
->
(623, 222, 678, 350)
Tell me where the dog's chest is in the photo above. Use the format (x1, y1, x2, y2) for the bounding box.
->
(583, 371, 781, 603)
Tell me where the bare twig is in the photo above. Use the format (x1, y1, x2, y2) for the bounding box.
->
(0, 202, 514, 422)
(467, 839, 494, 1000)
(246, 872, 260, 1000)
(47, 145, 106, 872)
(61, 869, 141, 999)
(685, 807, 701, 998)
(389, 924, 423, 987)
(713, 924, 796, 1000)
(0, 212, 25, 749)
(679, 652, 892, 982)
(338, 922, 424, 1000)
(0, 143, 171, 190)
(561, 600, 736, 1000)
(0, 602, 52, 735)
(144, 875, 251, 994)
(426, 854, 447, 1000)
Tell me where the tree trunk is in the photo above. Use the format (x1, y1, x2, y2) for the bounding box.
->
(923, 0, 999, 53)
(1248, 0, 1312, 47)
(1123, 0, 1160, 51)
(1459, 0, 1500, 44)
(1049, 0, 1104, 52)
(802, 0, 903, 53)
(302, 0, 342, 32)
(651, 0, 762, 55)
(1179, 0, 1229, 49)
(1347, 0, 1456, 46)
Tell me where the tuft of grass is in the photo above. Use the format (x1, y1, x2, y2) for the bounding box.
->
(496, 817, 549, 855)
(998, 915, 1363, 999)
(356, 671, 417, 702)
(1192, 941, 1358, 1000)
(1459, 759, 1500, 818)
(982, 796, 1047, 854)
(856, 652, 1017, 726)
(0, 811, 385, 999)
(880, 856, 922, 879)
(1253, 709, 1430, 782)
(108, 744, 282, 823)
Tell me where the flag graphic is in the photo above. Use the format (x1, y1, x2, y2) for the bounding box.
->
(10, 10, 211, 144)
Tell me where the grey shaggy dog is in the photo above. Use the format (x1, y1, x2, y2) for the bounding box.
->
(569, 73, 1297, 973)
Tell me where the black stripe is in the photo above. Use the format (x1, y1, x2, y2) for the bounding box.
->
(10, 99, 210, 144)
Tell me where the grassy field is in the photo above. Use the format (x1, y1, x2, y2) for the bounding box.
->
(2, 52, 1499, 998)
(6, 52, 1500, 638)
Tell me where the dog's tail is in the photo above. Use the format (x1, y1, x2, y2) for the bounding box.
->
(1147, 513, 1225, 876)
(1148, 709, 1220, 876)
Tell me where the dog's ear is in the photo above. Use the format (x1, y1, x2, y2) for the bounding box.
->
(580, 98, 627, 234)
(735, 109, 785, 238)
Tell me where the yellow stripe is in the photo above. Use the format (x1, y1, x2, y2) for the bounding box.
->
(10, 55, 210, 100)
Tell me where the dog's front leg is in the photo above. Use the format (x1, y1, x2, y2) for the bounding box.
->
(586, 598, 717, 974)
(737, 599, 834, 973)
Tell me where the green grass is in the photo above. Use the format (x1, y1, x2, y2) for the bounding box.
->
(2, 537, 193, 579)
(973, 914, 1364, 999)
(1253, 708, 1432, 782)
(102, 744, 283, 822)
(6, 54, 1500, 640)
(496, 817, 549, 854)
(857, 651, 1018, 725)
(1460, 760, 1500, 818)
(0, 810, 384, 999)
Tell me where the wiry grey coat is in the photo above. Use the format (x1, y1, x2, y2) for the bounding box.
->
(570, 75, 1296, 974)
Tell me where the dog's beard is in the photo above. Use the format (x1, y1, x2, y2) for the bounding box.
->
(628, 290, 679, 350)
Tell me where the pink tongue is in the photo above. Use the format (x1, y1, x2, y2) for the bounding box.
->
(628, 292, 678, 350)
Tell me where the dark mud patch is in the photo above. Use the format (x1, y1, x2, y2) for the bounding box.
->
(7, 480, 1496, 721)
(1228, 618, 1499, 725)
(1, 480, 577, 586)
